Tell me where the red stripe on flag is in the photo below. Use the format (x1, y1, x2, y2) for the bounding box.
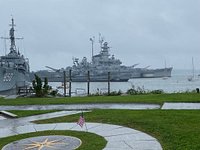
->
(77, 116, 85, 127)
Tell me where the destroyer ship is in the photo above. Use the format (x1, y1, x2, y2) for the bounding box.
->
(31, 36, 172, 82)
(0, 18, 30, 95)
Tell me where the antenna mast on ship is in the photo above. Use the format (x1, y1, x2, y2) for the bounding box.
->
(10, 18, 17, 53)
(1, 17, 23, 55)
(98, 33, 104, 51)
(89, 36, 95, 62)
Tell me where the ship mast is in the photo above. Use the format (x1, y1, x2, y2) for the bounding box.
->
(90, 36, 95, 62)
(9, 18, 17, 53)
(192, 57, 195, 79)
(1, 18, 23, 55)
(98, 33, 104, 51)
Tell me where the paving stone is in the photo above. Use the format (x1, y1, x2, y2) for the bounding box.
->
(162, 102, 200, 109)
(104, 132, 155, 142)
(125, 140, 162, 150)
(105, 140, 134, 149)
(0, 128, 17, 138)
(103, 148, 133, 150)
(0, 115, 6, 120)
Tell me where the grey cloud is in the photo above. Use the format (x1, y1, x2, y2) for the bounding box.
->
(0, 0, 199, 71)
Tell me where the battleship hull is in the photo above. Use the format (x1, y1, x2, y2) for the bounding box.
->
(134, 67, 173, 78)
(30, 67, 172, 82)
(0, 68, 30, 95)
(30, 71, 129, 82)
(30, 37, 172, 83)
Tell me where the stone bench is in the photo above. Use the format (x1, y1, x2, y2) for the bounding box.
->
(0, 111, 17, 118)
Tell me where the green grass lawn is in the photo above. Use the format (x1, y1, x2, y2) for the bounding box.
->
(1, 93, 200, 105)
(0, 130, 107, 150)
(1, 94, 200, 149)
(35, 109, 200, 150)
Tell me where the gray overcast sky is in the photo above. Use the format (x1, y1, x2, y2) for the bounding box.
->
(0, 0, 200, 71)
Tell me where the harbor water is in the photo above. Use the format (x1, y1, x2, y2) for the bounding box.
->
(49, 69, 200, 95)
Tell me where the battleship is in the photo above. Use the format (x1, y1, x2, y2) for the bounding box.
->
(31, 35, 172, 82)
(0, 18, 30, 95)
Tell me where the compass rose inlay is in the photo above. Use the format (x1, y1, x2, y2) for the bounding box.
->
(2, 135, 82, 150)
(23, 138, 67, 150)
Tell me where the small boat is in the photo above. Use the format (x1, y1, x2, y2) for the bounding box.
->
(56, 82, 68, 89)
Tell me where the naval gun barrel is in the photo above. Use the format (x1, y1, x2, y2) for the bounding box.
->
(45, 66, 60, 72)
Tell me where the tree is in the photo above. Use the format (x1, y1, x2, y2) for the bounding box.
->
(32, 74, 43, 97)
(43, 77, 51, 95)
(32, 74, 50, 97)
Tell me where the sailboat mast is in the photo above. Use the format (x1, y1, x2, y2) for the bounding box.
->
(192, 57, 195, 78)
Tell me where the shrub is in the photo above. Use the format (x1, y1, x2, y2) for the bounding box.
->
(32, 75, 51, 97)
(126, 85, 146, 95)
(126, 85, 165, 95)
(49, 90, 58, 96)
(150, 89, 164, 94)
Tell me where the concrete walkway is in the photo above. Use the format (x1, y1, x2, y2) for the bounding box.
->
(1, 102, 200, 111)
(0, 103, 160, 111)
(0, 111, 162, 150)
(162, 102, 200, 109)
(0, 123, 162, 150)
(0, 111, 85, 128)
(0, 115, 6, 120)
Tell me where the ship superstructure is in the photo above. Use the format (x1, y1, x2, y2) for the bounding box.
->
(66, 39, 172, 81)
(32, 35, 172, 82)
(0, 18, 30, 95)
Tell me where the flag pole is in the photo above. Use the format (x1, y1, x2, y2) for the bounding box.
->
(82, 111, 88, 132)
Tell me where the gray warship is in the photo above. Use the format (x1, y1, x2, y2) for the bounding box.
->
(0, 18, 30, 95)
(31, 36, 172, 82)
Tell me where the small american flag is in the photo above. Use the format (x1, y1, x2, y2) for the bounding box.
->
(77, 112, 85, 128)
